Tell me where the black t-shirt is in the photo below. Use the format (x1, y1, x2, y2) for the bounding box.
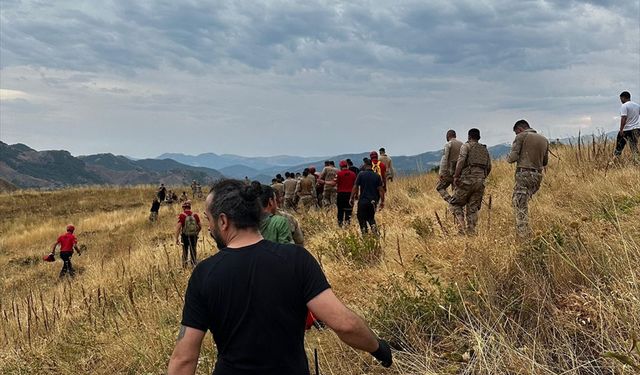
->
(181, 240, 331, 375)
(355, 170, 382, 204)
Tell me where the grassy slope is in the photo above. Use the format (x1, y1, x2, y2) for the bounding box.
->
(0, 144, 638, 374)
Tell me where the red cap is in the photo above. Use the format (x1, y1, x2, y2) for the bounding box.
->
(339, 160, 348, 168)
(66, 224, 75, 233)
(369, 151, 378, 159)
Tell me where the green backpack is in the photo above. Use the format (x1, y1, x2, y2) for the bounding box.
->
(182, 214, 199, 236)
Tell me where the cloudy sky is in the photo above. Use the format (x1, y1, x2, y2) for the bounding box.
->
(1, 0, 638, 158)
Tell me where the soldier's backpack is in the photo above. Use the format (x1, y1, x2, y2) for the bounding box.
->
(372, 161, 382, 176)
(182, 214, 199, 236)
(465, 143, 490, 169)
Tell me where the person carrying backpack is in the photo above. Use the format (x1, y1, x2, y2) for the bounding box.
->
(175, 201, 201, 267)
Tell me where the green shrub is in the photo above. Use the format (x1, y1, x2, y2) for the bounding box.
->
(325, 231, 382, 266)
(370, 272, 463, 349)
(411, 216, 434, 240)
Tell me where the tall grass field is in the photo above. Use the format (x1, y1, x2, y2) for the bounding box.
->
(1, 142, 638, 374)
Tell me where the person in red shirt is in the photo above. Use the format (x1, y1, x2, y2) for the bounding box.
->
(50, 224, 81, 278)
(175, 201, 202, 267)
(336, 160, 357, 226)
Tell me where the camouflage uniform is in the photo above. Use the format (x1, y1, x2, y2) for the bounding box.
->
(320, 166, 338, 207)
(449, 141, 491, 234)
(277, 209, 305, 245)
(507, 128, 549, 238)
(283, 178, 298, 210)
(379, 153, 394, 182)
(296, 175, 316, 210)
(190, 181, 198, 198)
(436, 138, 463, 201)
(271, 181, 285, 206)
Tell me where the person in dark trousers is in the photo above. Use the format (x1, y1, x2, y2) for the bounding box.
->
(149, 197, 160, 222)
(336, 160, 357, 226)
(167, 179, 392, 374)
(350, 159, 385, 234)
(158, 183, 167, 202)
(175, 201, 201, 267)
(50, 224, 81, 278)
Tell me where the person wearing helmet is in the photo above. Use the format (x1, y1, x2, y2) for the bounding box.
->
(175, 201, 202, 267)
(50, 224, 81, 278)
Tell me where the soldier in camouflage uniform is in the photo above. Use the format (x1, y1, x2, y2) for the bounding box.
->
(436, 130, 463, 202)
(320, 161, 338, 207)
(283, 172, 298, 210)
(277, 209, 305, 245)
(507, 119, 549, 238)
(295, 168, 317, 211)
(450, 128, 492, 235)
(271, 178, 285, 207)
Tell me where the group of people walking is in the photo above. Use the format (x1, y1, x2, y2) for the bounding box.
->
(44, 91, 638, 374)
(436, 121, 550, 237)
(267, 148, 394, 234)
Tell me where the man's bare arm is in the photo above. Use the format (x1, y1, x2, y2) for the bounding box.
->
(620, 116, 627, 134)
(349, 185, 359, 204)
(307, 289, 378, 352)
(168, 325, 205, 375)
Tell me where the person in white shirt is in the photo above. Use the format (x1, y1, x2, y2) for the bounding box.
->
(615, 91, 640, 160)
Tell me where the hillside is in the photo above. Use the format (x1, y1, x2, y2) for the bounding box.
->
(157, 152, 322, 170)
(0, 177, 19, 193)
(176, 144, 513, 181)
(0, 142, 224, 188)
(0, 142, 638, 374)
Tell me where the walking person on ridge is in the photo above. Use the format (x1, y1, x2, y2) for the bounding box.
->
(449, 128, 492, 235)
(436, 130, 463, 202)
(175, 201, 202, 267)
(49, 224, 82, 278)
(507, 119, 549, 238)
(350, 159, 385, 234)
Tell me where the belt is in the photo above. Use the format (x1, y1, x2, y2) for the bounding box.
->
(516, 167, 540, 172)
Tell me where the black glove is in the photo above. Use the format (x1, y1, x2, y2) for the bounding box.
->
(371, 339, 392, 367)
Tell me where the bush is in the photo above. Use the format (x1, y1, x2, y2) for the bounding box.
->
(325, 231, 382, 266)
(411, 216, 434, 240)
(370, 272, 463, 350)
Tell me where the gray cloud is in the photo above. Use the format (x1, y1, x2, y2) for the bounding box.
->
(1, 0, 638, 157)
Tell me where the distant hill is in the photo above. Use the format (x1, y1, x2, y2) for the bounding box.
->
(167, 144, 515, 181)
(254, 143, 513, 178)
(0, 177, 19, 193)
(0, 142, 224, 189)
(157, 152, 322, 170)
(218, 164, 261, 179)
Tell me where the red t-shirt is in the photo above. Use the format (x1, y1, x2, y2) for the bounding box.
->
(336, 169, 357, 193)
(178, 210, 201, 226)
(57, 232, 77, 253)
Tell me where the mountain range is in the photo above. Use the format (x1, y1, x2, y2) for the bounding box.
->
(5, 130, 607, 189)
(161, 144, 513, 182)
(0, 142, 223, 189)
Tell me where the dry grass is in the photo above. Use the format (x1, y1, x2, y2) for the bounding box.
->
(0, 142, 638, 374)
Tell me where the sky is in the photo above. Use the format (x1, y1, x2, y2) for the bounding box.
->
(1, 0, 639, 158)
